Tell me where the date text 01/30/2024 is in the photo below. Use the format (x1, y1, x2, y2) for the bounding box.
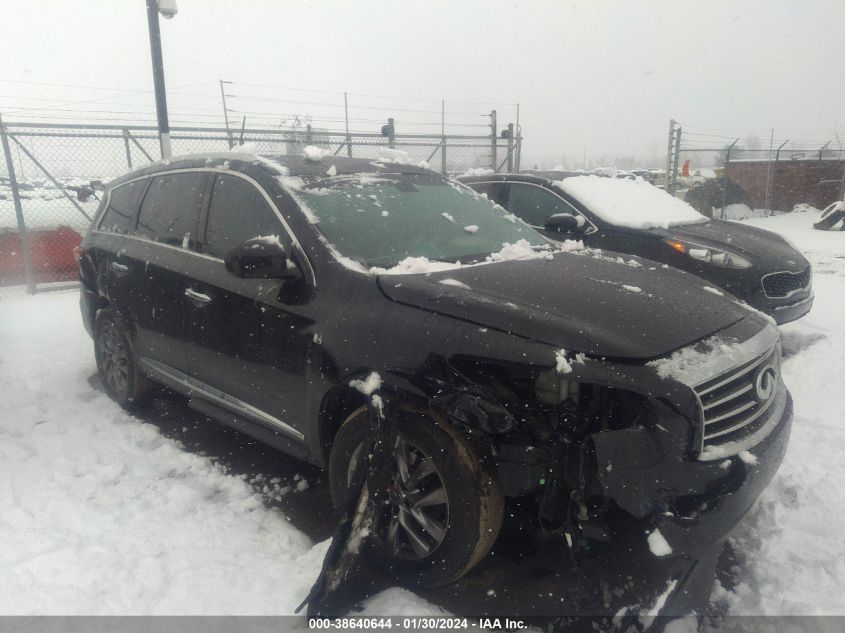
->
(308, 617, 528, 630)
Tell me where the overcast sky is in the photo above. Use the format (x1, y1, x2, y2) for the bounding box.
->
(2, 0, 844, 168)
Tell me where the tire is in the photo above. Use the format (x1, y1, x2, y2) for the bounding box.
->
(328, 406, 504, 587)
(94, 308, 150, 409)
(814, 202, 845, 231)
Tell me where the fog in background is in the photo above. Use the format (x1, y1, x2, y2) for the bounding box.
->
(2, 0, 843, 169)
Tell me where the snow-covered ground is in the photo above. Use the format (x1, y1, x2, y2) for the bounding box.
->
(0, 207, 843, 616)
(0, 291, 437, 616)
(711, 209, 845, 615)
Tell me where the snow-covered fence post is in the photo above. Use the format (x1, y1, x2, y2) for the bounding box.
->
(344, 92, 352, 158)
(0, 114, 36, 294)
(489, 109, 497, 171)
(441, 100, 447, 174)
(720, 138, 739, 219)
(506, 123, 514, 172)
(122, 128, 133, 169)
(669, 126, 682, 196)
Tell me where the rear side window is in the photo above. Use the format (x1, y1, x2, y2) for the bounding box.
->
(136, 173, 207, 248)
(98, 179, 148, 234)
(203, 174, 288, 259)
(507, 183, 576, 227)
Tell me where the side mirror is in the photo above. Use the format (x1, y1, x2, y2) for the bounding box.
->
(544, 213, 583, 233)
(224, 237, 302, 280)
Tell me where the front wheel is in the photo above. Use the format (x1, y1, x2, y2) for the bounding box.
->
(328, 407, 504, 587)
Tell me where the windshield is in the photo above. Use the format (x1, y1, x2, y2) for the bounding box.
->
(296, 174, 549, 267)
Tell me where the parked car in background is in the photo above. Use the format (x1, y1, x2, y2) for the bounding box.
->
(80, 151, 792, 591)
(459, 173, 813, 324)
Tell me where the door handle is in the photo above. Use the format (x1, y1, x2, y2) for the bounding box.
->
(184, 288, 212, 305)
(110, 261, 129, 275)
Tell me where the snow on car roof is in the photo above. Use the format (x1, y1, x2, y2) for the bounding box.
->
(558, 175, 708, 229)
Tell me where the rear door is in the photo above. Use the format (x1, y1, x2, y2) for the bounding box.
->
(183, 172, 313, 442)
(96, 178, 149, 315)
(120, 171, 209, 373)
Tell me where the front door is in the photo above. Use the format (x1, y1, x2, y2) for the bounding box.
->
(504, 182, 597, 244)
(183, 172, 314, 442)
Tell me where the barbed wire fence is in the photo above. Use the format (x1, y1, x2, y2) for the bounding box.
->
(0, 116, 522, 294)
(664, 120, 845, 218)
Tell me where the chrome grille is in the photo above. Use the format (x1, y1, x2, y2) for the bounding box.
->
(696, 345, 781, 449)
(761, 266, 811, 298)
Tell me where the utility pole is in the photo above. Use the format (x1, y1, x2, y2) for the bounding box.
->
(490, 109, 497, 171)
(220, 80, 233, 149)
(146, 0, 172, 158)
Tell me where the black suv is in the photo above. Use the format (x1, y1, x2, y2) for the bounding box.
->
(80, 153, 792, 588)
(459, 172, 813, 324)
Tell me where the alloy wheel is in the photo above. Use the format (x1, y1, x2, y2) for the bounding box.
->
(99, 322, 129, 397)
(349, 435, 450, 561)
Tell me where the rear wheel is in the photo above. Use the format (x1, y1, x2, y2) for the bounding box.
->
(328, 407, 504, 587)
(94, 308, 150, 408)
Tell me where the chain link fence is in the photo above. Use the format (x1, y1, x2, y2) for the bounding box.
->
(0, 120, 521, 293)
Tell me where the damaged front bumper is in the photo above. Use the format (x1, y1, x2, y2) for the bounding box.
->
(592, 383, 792, 555)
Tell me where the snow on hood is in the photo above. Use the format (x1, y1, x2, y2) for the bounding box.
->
(558, 175, 708, 229)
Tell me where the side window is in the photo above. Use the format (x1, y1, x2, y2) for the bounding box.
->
(507, 183, 578, 227)
(98, 179, 148, 234)
(469, 182, 509, 208)
(203, 174, 290, 260)
(136, 172, 207, 248)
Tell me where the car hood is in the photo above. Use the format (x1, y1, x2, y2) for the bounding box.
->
(377, 251, 757, 360)
(647, 220, 809, 273)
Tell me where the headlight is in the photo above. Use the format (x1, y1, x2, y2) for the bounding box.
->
(535, 369, 580, 405)
(663, 238, 752, 269)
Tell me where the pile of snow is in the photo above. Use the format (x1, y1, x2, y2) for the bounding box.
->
(648, 335, 750, 385)
(373, 147, 430, 169)
(558, 176, 707, 229)
(647, 529, 673, 557)
(302, 145, 332, 161)
(720, 204, 769, 221)
(459, 167, 494, 177)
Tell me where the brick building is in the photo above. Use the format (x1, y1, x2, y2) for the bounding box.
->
(725, 158, 844, 211)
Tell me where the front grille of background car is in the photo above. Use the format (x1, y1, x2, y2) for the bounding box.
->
(695, 345, 780, 449)
(761, 266, 811, 298)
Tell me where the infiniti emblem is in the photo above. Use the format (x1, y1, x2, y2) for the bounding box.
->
(754, 364, 777, 402)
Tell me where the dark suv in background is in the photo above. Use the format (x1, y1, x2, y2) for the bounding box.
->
(459, 172, 813, 324)
(80, 152, 792, 590)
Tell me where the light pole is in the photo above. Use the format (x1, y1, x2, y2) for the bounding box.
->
(146, 0, 177, 159)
